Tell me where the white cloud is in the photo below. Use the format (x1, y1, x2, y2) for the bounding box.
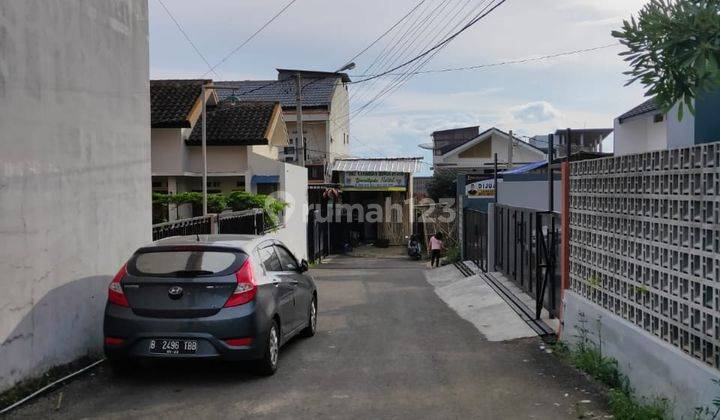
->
(510, 101, 564, 124)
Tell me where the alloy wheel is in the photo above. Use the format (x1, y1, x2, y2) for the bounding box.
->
(269, 326, 279, 368)
(310, 300, 317, 333)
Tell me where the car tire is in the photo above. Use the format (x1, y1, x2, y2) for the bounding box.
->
(300, 297, 317, 338)
(254, 321, 280, 376)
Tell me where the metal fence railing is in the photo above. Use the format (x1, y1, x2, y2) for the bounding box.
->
(217, 209, 264, 235)
(152, 215, 213, 241)
(494, 204, 561, 319)
(463, 209, 488, 272)
(151, 209, 267, 241)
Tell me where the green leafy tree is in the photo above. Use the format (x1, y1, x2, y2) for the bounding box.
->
(427, 169, 457, 201)
(613, 0, 720, 119)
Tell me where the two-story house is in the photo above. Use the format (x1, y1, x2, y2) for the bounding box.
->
(530, 128, 613, 158)
(150, 79, 294, 221)
(613, 92, 720, 156)
(216, 69, 351, 184)
(424, 126, 546, 174)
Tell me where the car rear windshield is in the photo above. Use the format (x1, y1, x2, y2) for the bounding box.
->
(130, 249, 246, 277)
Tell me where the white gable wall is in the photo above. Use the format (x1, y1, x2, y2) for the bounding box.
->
(438, 132, 545, 169)
(614, 114, 667, 156)
(614, 102, 695, 156)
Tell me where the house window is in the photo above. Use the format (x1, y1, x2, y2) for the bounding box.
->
(307, 165, 324, 180)
(653, 114, 664, 123)
(207, 181, 221, 188)
(152, 181, 163, 188)
(284, 146, 295, 155)
(285, 156, 295, 162)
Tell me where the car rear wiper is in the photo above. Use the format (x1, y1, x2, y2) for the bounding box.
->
(167, 270, 215, 277)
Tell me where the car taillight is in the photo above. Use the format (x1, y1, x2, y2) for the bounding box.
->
(224, 260, 257, 307)
(108, 264, 130, 307)
(224, 337, 253, 347)
(104, 337, 125, 345)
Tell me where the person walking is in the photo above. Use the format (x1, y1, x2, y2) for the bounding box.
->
(429, 232, 444, 268)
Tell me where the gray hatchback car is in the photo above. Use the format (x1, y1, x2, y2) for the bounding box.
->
(103, 235, 317, 375)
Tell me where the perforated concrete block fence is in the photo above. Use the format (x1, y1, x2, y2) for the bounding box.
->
(569, 142, 720, 369)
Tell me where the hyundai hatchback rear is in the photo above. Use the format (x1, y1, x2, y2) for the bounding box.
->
(103, 235, 317, 375)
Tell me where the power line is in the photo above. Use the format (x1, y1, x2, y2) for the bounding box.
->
(351, 0, 509, 85)
(157, 0, 220, 78)
(202, 0, 298, 77)
(344, 0, 429, 66)
(351, 43, 621, 77)
(350, 0, 496, 120)
(349, 0, 453, 107)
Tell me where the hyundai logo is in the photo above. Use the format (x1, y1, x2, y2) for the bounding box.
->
(168, 286, 184, 299)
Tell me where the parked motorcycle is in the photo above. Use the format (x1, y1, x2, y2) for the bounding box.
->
(406, 234, 422, 260)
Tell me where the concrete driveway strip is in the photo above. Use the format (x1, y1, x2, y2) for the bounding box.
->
(6, 256, 609, 420)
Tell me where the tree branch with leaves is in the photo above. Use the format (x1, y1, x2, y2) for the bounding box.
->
(613, 0, 720, 119)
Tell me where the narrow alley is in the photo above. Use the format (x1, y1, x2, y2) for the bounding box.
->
(8, 256, 610, 419)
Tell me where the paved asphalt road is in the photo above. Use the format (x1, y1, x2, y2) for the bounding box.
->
(6, 256, 609, 419)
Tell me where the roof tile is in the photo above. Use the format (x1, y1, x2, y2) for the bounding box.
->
(618, 98, 659, 122)
(186, 101, 278, 146)
(214, 77, 338, 108)
(150, 79, 209, 128)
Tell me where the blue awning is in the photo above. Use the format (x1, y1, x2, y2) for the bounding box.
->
(500, 161, 547, 175)
(251, 175, 279, 185)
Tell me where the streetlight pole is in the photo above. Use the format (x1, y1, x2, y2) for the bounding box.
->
(294, 63, 356, 169)
(295, 73, 304, 166)
(201, 84, 208, 216)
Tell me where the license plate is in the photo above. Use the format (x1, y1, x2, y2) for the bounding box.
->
(148, 339, 198, 355)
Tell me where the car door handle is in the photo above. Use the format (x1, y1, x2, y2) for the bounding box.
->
(288, 280, 299, 286)
(272, 278, 281, 287)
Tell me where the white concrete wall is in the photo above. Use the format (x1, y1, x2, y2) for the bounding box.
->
(497, 179, 562, 212)
(666, 103, 696, 149)
(0, 0, 150, 392)
(328, 81, 350, 160)
(269, 162, 308, 261)
(187, 146, 248, 174)
(614, 114, 667, 156)
(614, 104, 698, 156)
(151, 128, 185, 175)
(564, 292, 720, 418)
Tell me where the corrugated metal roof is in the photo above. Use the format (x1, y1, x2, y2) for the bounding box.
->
(332, 158, 424, 173)
(500, 160, 547, 175)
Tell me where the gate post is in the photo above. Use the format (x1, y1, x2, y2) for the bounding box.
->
(558, 161, 571, 337)
(487, 203, 496, 271)
(561, 161, 571, 290)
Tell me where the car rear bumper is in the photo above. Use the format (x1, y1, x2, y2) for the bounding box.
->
(103, 302, 268, 361)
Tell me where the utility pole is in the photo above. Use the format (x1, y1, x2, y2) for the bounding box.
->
(548, 133, 554, 212)
(507, 129, 514, 170)
(295, 73, 304, 167)
(201, 84, 208, 216)
(493, 153, 498, 203)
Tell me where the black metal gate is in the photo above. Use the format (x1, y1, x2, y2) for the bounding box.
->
(494, 205, 561, 319)
(307, 209, 329, 263)
(463, 209, 488, 272)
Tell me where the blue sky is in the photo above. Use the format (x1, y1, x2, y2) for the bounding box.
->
(149, 0, 651, 175)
